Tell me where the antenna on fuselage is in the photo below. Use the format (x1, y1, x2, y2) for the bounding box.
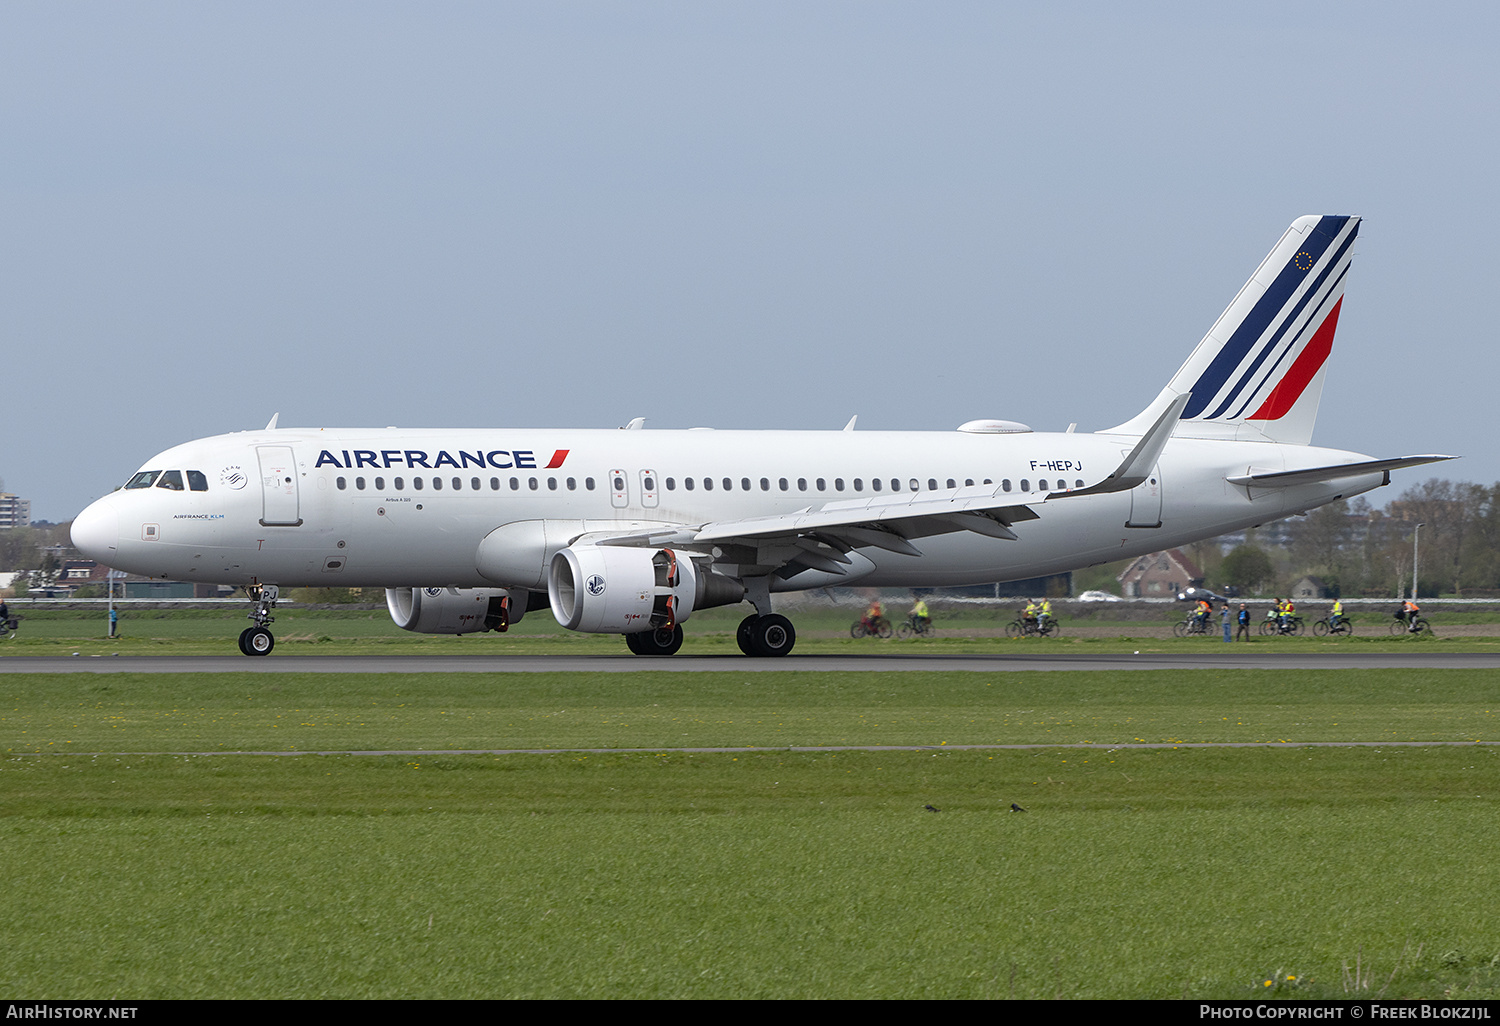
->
(264, 413, 280, 430)
(843, 415, 857, 431)
(621, 417, 645, 430)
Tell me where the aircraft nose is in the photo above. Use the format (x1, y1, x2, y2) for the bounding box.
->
(71, 497, 120, 560)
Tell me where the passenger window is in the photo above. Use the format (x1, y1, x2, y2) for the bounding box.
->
(414, 477, 425, 490)
(965, 479, 974, 487)
(926, 479, 936, 491)
(797, 478, 807, 491)
(1002, 479, 1012, 492)
(685, 478, 695, 491)
(613, 475, 625, 491)
(394, 477, 405, 491)
(816, 478, 826, 490)
(529, 478, 538, 490)
(510, 477, 520, 490)
(722, 478, 732, 491)
(125, 470, 161, 489)
(946, 478, 956, 488)
(490, 478, 499, 490)
(336, 477, 347, 490)
(356, 477, 366, 490)
(1075, 479, 1084, 488)
(665, 477, 676, 490)
(567, 478, 577, 490)
(835, 478, 845, 491)
(470, 477, 479, 490)
(375, 477, 385, 490)
(872, 479, 882, 491)
(548, 477, 558, 490)
(428, 477, 438, 490)
(741, 478, 751, 491)
(586, 477, 596, 490)
(760, 478, 770, 491)
(1020, 479, 1030, 492)
(703, 478, 713, 491)
(853, 478, 863, 491)
(187, 471, 209, 491)
(156, 470, 185, 491)
(778, 478, 788, 491)
(1057, 479, 1066, 490)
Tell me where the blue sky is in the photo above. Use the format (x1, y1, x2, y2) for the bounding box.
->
(3, 2, 1493, 520)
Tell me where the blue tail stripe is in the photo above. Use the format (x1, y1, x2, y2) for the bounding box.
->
(1222, 263, 1349, 420)
(1207, 230, 1356, 421)
(1181, 216, 1354, 419)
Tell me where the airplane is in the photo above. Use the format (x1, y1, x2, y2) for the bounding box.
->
(70, 215, 1453, 657)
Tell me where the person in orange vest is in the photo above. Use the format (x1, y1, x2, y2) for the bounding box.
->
(1403, 598, 1421, 632)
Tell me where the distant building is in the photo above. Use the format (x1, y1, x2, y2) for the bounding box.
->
(1290, 575, 1334, 600)
(0, 493, 29, 529)
(1117, 549, 1205, 598)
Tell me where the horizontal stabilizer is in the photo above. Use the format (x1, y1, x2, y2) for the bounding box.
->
(1226, 455, 1457, 490)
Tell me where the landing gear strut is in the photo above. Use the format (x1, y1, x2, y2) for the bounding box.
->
(239, 584, 279, 657)
(737, 613, 796, 657)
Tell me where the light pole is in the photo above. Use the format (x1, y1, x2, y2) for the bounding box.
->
(1412, 523, 1425, 602)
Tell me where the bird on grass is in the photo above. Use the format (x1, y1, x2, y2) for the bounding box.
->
(1010, 803, 1026, 812)
(924, 804, 941, 812)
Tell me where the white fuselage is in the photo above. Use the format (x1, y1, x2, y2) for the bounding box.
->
(71, 426, 1383, 594)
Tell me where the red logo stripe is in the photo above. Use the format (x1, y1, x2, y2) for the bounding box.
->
(1247, 297, 1342, 421)
(544, 449, 570, 469)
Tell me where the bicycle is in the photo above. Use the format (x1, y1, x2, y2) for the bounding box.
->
(851, 616, 893, 639)
(1313, 616, 1354, 636)
(1006, 616, 1060, 638)
(896, 615, 935, 639)
(1258, 615, 1305, 636)
(1174, 615, 1212, 637)
(1389, 616, 1433, 637)
(0, 616, 18, 641)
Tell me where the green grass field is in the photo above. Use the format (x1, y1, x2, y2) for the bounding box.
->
(3, 665, 1500, 998)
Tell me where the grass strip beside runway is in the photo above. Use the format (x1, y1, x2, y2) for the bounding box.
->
(3, 668, 1496, 753)
(2, 746, 1498, 998)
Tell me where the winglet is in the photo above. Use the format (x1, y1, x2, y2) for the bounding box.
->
(1057, 393, 1190, 498)
(843, 415, 857, 432)
(265, 413, 280, 430)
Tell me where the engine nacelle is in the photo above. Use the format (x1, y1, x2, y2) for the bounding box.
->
(385, 587, 529, 635)
(547, 546, 743, 634)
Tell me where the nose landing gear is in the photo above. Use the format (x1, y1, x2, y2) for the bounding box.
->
(239, 584, 279, 657)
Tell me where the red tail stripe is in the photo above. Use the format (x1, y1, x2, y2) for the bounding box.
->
(1247, 298, 1342, 422)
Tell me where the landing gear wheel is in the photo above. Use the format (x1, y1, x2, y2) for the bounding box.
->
(745, 614, 796, 657)
(738, 615, 760, 655)
(242, 626, 274, 656)
(625, 625, 684, 656)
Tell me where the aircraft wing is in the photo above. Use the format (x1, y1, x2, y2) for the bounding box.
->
(588, 486, 1041, 574)
(1225, 455, 1457, 489)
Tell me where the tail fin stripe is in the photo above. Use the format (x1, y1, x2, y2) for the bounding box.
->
(1219, 260, 1350, 421)
(1246, 296, 1343, 421)
(1203, 231, 1355, 421)
(1181, 214, 1354, 418)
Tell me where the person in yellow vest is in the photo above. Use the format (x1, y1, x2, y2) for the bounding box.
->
(1023, 600, 1039, 631)
(910, 597, 930, 630)
(1329, 598, 1344, 628)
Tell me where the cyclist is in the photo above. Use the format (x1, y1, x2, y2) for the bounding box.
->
(1024, 599, 1039, 632)
(1038, 598, 1053, 629)
(1280, 597, 1297, 634)
(1328, 598, 1344, 629)
(909, 597, 931, 632)
(1194, 597, 1212, 630)
(1403, 598, 1421, 633)
(862, 598, 885, 633)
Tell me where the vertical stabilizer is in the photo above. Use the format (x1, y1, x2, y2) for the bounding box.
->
(1106, 215, 1360, 445)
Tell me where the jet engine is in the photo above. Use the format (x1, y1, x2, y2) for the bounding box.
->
(547, 546, 743, 634)
(385, 586, 533, 635)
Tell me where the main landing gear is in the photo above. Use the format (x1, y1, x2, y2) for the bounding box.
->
(238, 584, 280, 657)
(625, 625, 685, 656)
(736, 614, 796, 657)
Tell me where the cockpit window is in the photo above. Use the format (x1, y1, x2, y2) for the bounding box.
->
(126, 471, 161, 489)
(186, 470, 208, 492)
(156, 470, 185, 491)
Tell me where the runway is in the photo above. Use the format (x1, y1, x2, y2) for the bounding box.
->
(4, 651, 1500, 673)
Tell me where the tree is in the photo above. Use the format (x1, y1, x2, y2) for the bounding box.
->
(1220, 545, 1275, 594)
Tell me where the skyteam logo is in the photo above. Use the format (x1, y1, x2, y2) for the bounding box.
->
(424, 588, 443, 597)
(219, 466, 248, 490)
(586, 574, 606, 597)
